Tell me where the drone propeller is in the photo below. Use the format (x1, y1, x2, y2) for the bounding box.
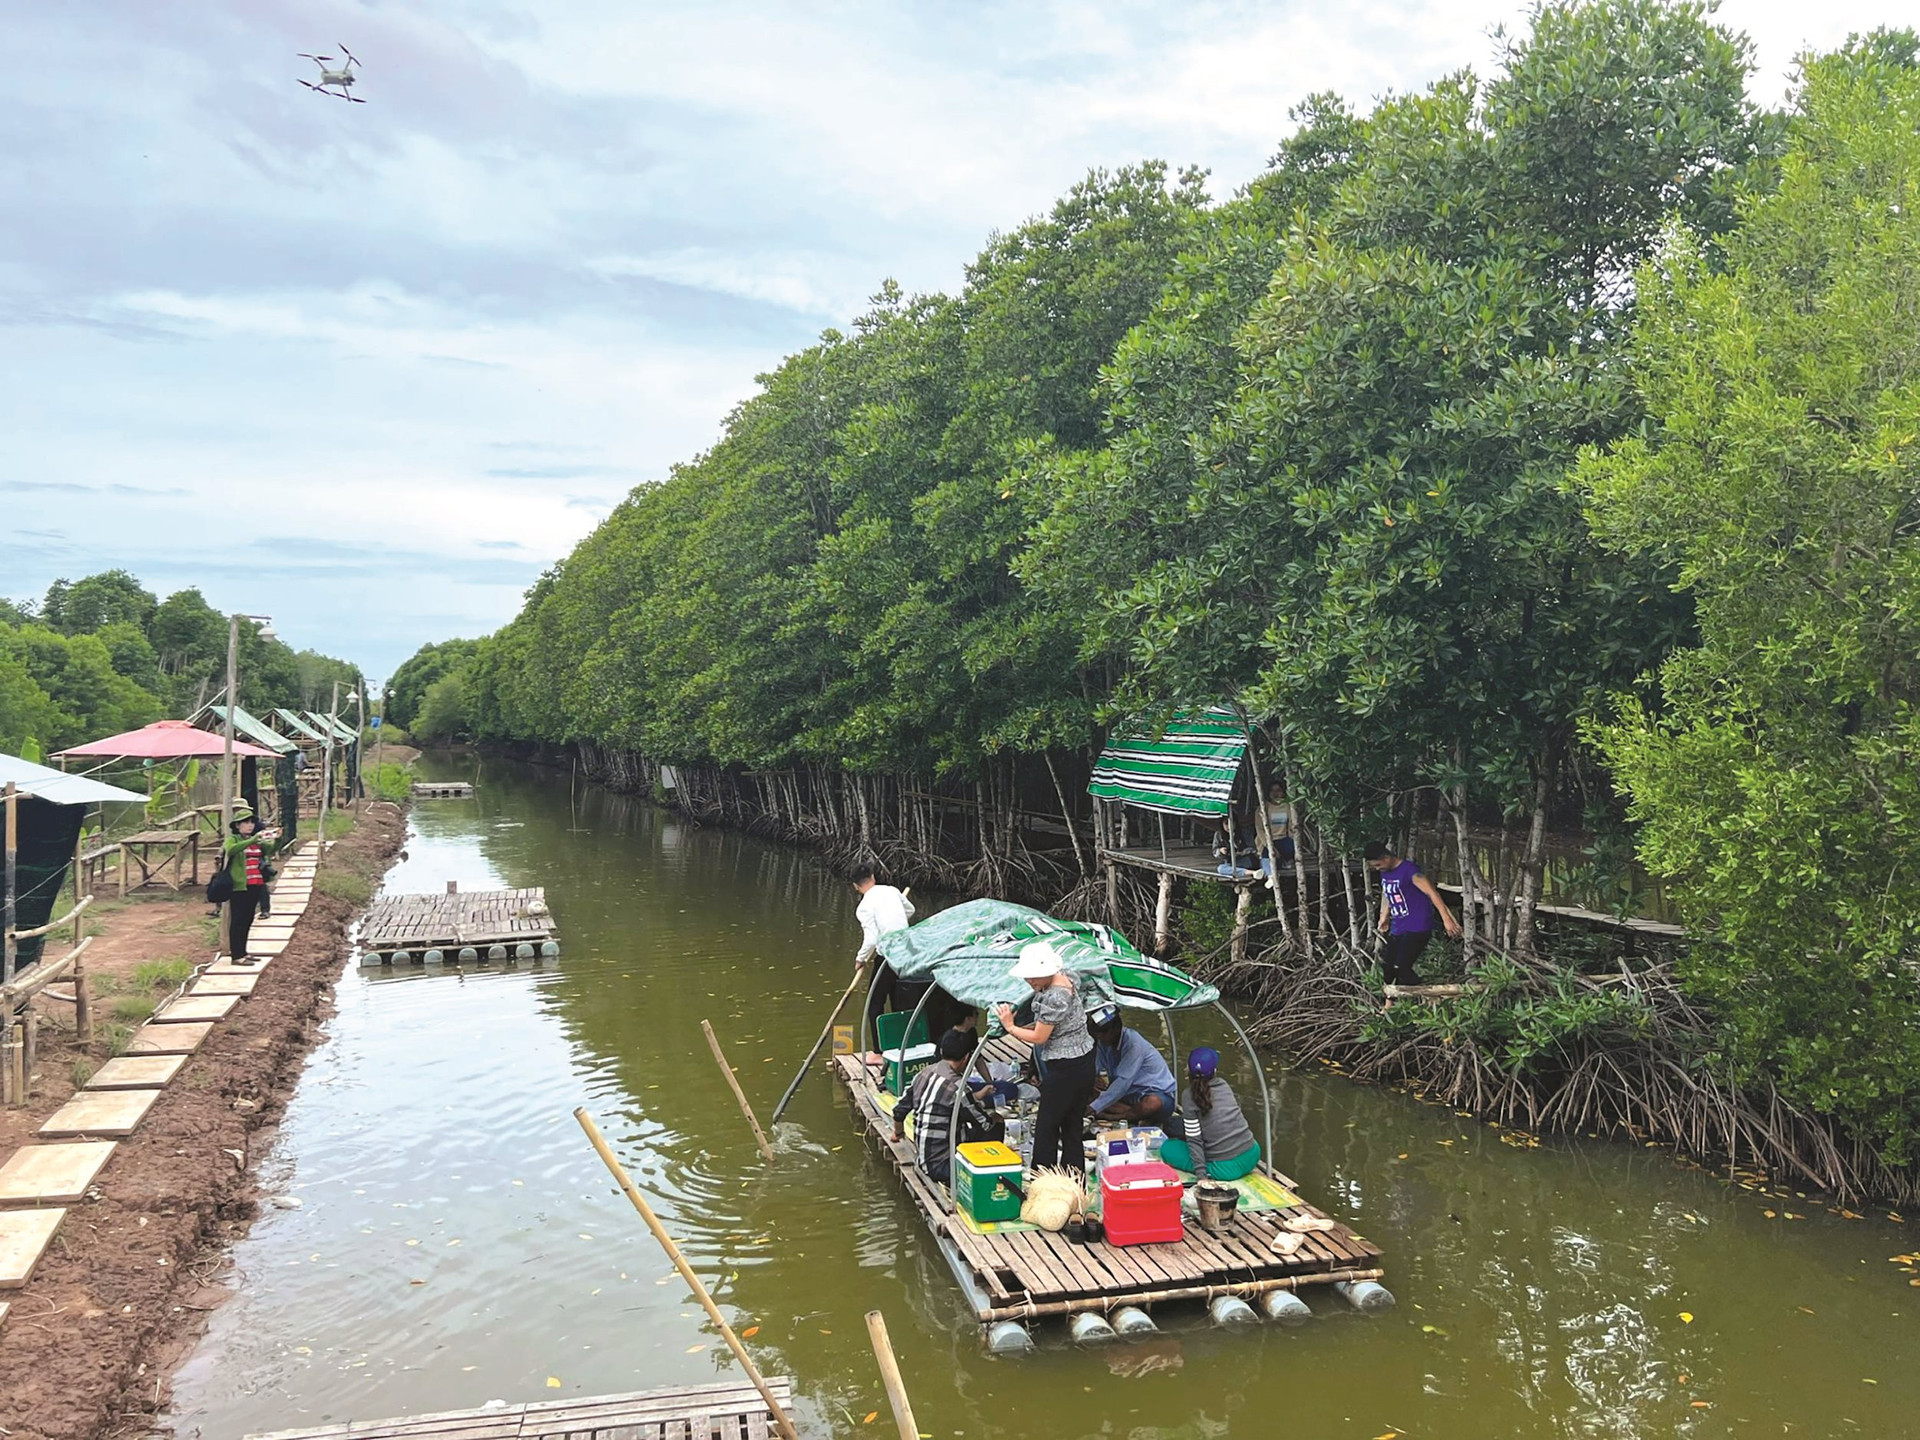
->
(338, 43, 359, 67)
(297, 78, 322, 90)
(298, 53, 334, 63)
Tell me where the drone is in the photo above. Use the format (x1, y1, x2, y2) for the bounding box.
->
(298, 46, 364, 102)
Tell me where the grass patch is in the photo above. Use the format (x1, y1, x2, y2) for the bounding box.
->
(316, 867, 375, 906)
(100, 1020, 134, 1057)
(131, 956, 195, 991)
(111, 993, 157, 1023)
(368, 761, 414, 803)
(321, 809, 358, 841)
(71, 1056, 97, 1088)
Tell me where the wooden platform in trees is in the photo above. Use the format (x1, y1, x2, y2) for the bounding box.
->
(831, 1039, 1383, 1328)
(362, 886, 555, 961)
(245, 1378, 796, 1440)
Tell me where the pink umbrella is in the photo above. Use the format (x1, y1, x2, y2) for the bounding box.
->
(50, 719, 278, 761)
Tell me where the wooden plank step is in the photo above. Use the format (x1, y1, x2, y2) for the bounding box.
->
(128, 1021, 213, 1054)
(152, 994, 240, 1024)
(86, 1054, 189, 1090)
(0, 1208, 64, 1289)
(39, 1089, 159, 1139)
(0, 1142, 116, 1207)
(191, 973, 260, 997)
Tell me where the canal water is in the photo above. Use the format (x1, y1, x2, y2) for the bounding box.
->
(166, 760, 1920, 1440)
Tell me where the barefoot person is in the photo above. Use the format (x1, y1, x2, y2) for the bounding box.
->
(1364, 841, 1461, 990)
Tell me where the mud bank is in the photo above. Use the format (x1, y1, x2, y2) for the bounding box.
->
(0, 804, 407, 1440)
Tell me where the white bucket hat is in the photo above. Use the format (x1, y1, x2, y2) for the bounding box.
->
(1011, 940, 1062, 979)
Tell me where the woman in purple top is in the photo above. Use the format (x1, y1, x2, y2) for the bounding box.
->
(1364, 842, 1461, 992)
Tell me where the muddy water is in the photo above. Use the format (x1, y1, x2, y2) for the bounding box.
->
(166, 760, 1920, 1439)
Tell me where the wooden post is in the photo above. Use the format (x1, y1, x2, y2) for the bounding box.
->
(0, 1021, 16, 1107)
(3, 781, 16, 985)
(1153, 871, 1174, 957)
(447, 880, 458, 895)
(574, 1108, 801, 1440)
(865, 1310, 918, 1440)
(701, 1019, 776, 1164)
(22, 1011, 35, 1096)
(1230, 883, 1253, 965)
(72, 831, 90, 1043)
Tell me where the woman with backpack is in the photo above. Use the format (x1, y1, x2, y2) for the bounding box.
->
(216, 801, 283, 963)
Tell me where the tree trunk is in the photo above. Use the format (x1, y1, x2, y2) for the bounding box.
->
(1514, 749, 1556, 960)
(1043, 750, 1088, 878)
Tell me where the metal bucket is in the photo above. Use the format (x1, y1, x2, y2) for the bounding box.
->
(1194, 1180, 1240, 1233)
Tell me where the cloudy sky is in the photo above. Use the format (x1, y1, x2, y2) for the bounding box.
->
(3, 1, 1908, 680)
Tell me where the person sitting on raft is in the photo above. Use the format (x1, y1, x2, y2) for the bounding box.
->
(891, 1030, 998, 1184)
(1087, 1004, 1177, 1127)
(1160, 1047, 1262, 1181)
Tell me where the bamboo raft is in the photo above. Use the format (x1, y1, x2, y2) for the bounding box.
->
(831, 1036, 1385, 1342)
(246, 1378, 795, 1440)
(413, 781, 475, 798)
(361, 885, 557, 962)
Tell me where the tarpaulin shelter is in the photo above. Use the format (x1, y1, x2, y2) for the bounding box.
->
(1, 753, 145, 974)
(1087, 706, 1249, 818)
(50, 720, 279, 763)
(194, 706, 301, 838)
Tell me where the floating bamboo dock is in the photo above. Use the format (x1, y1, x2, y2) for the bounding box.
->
(361, 884, 557, 963)
(413, 781, 475, 798)
(246, 1378, 795, 1440)
(831, 1035, 1385, 1344)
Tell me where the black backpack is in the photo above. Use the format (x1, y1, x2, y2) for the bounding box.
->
(206, 867, 235, 905)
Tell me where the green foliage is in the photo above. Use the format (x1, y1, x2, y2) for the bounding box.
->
(387, 639, 479, 729)
(131, 956, 195, 991)
(368, 761, 413, 803)
(414, 670, 470, 744)
(110, 993, 157, 1023)
(1177, 883, 1241, 957)
(1580, 47, 1920, 1162)
(316, 865, 373, 905)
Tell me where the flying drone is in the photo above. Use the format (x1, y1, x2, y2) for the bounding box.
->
(298, 46, 364, 102)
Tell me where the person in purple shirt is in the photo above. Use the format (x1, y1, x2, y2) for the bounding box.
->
(1364, 842, 1461, 994)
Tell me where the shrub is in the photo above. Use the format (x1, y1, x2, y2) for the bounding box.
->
(111, 993, 156, 1022)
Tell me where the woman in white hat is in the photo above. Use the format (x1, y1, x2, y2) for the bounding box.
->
(996, 941, 1096, 1178)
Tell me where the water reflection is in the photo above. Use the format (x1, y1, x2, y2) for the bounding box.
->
(165, 759, 1920, 1440)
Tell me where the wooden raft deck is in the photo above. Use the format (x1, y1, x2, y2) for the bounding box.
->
(413, 781, 475, 798)
(361, 887, 556, 961)
(247, 1378, 795, 1440)
(831, 1045, 1383, 1328)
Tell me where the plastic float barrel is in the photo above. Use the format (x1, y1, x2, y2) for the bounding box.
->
(458, 947, 478, 963)
(486, 944, 507, 961)
(514, 942, 535, 959)
(539, 940, 559, 957)
(1069, 1312, 1117, 1345)
(985, 1321, 1033, 1356)
(424, 948, 444, 964)
(1334, 1280, 1396, 1314)
(391, 949, 412, 964)
(1262, 1289, 1314, 1326)
(1209, 1295, 1259, 1328)
(1110, 1306, 1157, 1336)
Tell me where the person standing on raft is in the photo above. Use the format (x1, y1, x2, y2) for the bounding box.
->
(1160, 1046, 1263, 1181)
(1364, 841, 1460, 992)
(851, 865, 917, 1033)
(996, 942, 1096, 1180)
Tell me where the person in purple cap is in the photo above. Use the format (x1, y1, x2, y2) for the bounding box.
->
(1158, 1047, 1262, 1181)
(1364, 841, 1460, 993)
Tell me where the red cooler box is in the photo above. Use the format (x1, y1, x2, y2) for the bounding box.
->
(1099, 1160, 1184, 1246)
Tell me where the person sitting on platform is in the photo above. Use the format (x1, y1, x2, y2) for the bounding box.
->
(1159, 1046, 1262, 1181)
(891, 1030, 998, 1184)
(1088, 1004, 1177, 1127)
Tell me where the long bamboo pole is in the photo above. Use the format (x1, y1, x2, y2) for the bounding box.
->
(702, 1019, 776, 1164)
(573, 1108, 800, 1440)
(770, 960, 868, 1124)
(865, 1310, 918, 1440)
(3, 782, 17, 985)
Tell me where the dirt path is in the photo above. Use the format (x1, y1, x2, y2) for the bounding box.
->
(0, 803, 407, 1440)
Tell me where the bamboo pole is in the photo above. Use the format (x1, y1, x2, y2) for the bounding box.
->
(73, 830, 90, 1043)
(865, 1310, 918, 1440)
(702, 1019, 776, 1164)
(771, 960, 868, 1124)
(3, 781, 16, 985)
(573, 1108, 800, 1440)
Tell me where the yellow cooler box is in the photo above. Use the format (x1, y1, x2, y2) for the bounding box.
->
(952, 1141, 1024, 1223)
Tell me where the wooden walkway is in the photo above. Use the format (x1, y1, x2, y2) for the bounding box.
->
(246, 1378, 795, 1440)
(832, 1039, 1383, 1329)
(361, 886, 556, 961)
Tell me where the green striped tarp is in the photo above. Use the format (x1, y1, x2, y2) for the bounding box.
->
(1088, 706, 1248, 817)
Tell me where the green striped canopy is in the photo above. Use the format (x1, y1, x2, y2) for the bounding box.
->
(878, 898, 1219, 1017)
(1088, 706, 1248, 817)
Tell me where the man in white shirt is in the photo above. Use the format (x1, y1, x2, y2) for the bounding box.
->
(853, 865, 920, 1042)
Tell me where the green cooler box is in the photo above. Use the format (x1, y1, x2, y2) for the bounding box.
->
(953, 1141, 1024, 1223)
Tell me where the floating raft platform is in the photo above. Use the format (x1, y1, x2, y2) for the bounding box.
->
(361, 885, 557, 963)
(413, 781, 475, 798)
(832, 1037, 1385, 1343)
(246, 1378, 795, 1440)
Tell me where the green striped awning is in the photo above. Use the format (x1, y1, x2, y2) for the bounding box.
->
(1088, 706, 1248, 817)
